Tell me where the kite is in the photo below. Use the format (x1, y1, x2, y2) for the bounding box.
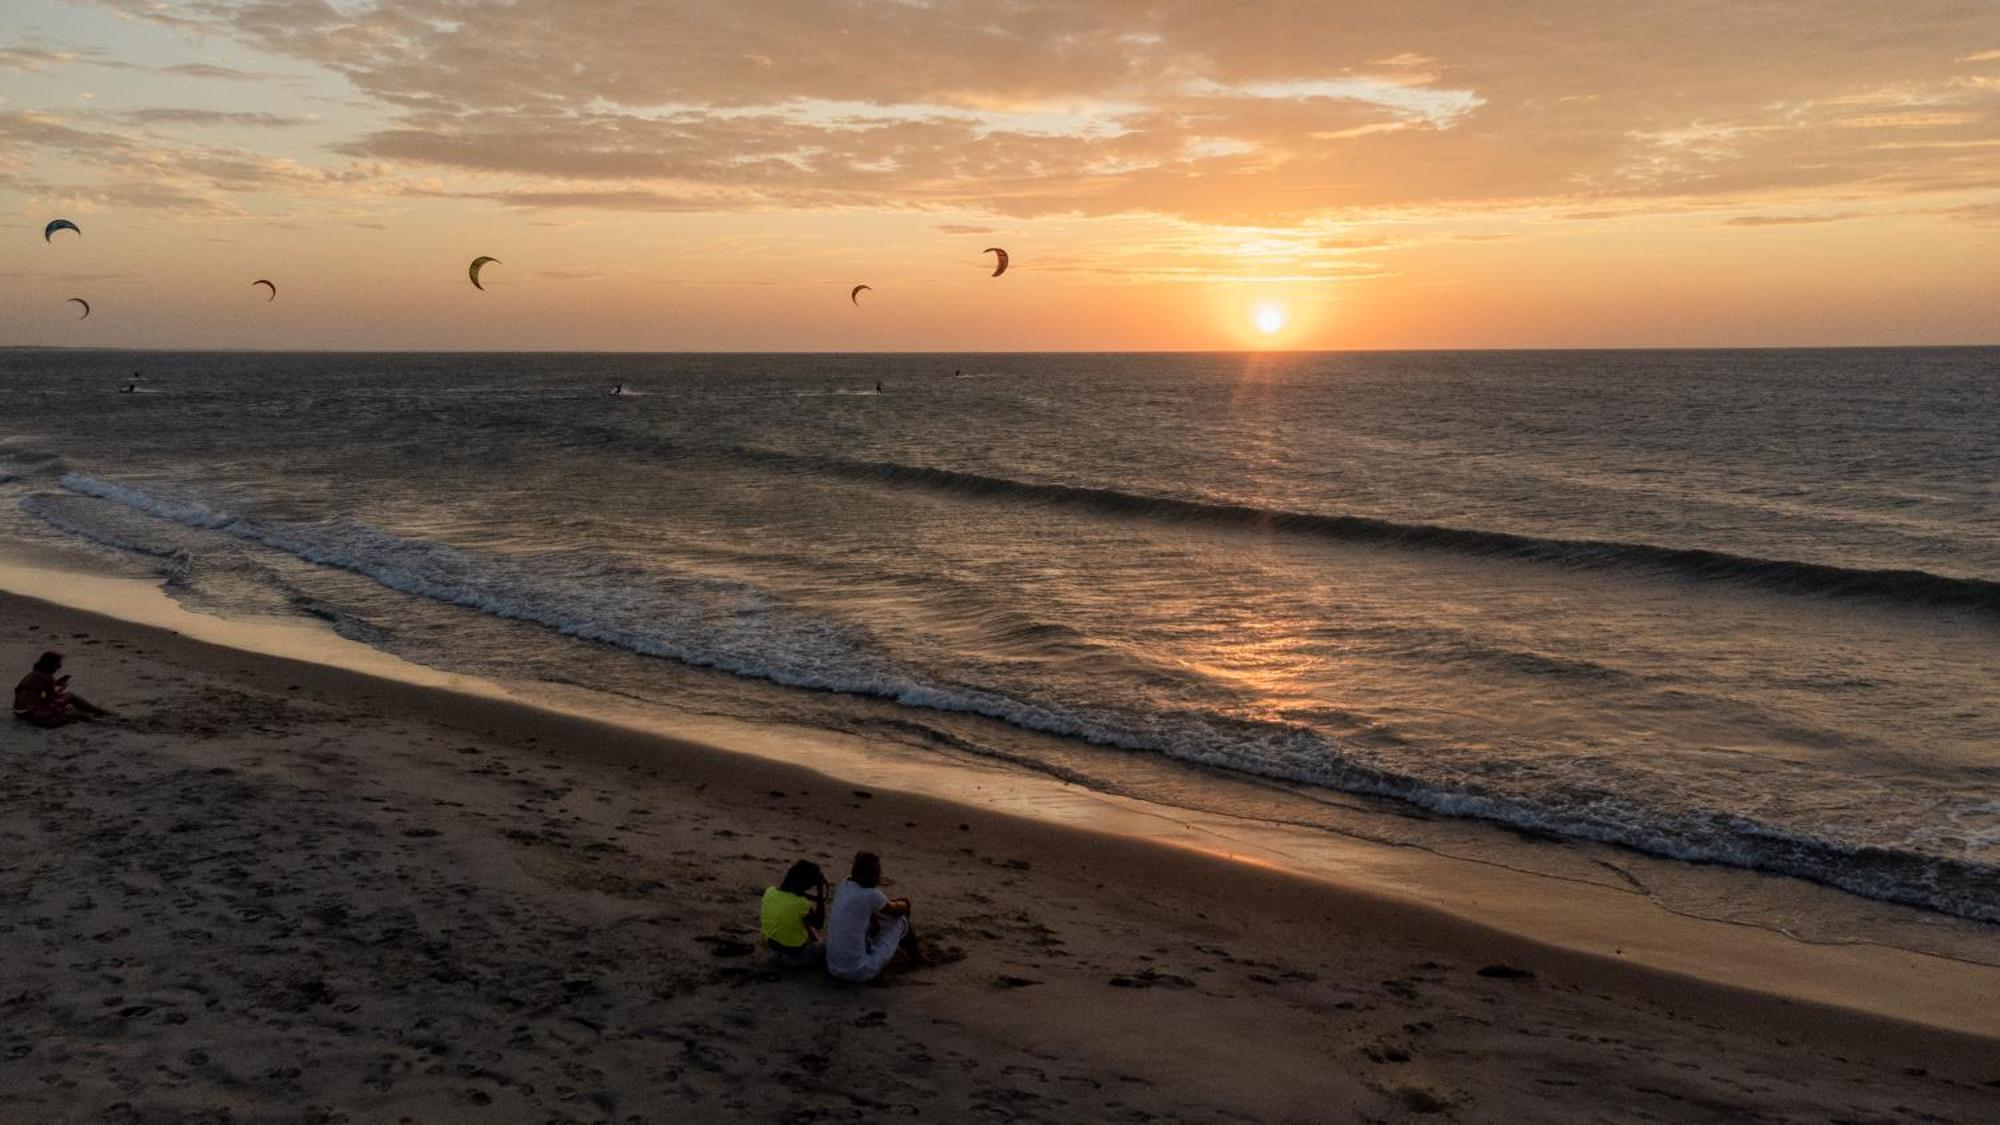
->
(44, 219, 80, 243)
(66, 298, 90, 319)
(984, 247, 1009, 277)
(252, 279, 276, 301)
(469, 256, 500, 290)
(850, 284, 871, 305)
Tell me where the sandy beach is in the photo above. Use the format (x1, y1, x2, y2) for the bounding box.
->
(3, 587, 1997, 1123)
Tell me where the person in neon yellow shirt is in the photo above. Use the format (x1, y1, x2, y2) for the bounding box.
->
(760, 860, 827, 967)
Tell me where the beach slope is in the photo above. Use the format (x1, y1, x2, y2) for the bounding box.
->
(2, 591, 1995, 1123)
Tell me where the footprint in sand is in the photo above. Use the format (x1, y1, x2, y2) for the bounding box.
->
(1106, 969, 1194, 990)
(1397, 1086, 1452, 1114)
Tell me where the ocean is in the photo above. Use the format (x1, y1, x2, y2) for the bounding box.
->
(3, 347, 1996, 934)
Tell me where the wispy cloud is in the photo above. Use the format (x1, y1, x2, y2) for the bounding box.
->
(1931, 201, 2000, 224)
(1722, 212, 1862, 227)
(0, 109, 379, 217)
(0, 47, 87, 72)
(116, 108, 310, 127)
(153, 61, 267, 81)
(0, 43, 269, 80)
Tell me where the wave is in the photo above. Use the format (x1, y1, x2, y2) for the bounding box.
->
(43, 470, 2000, 923)
(0, 447, 71, 482)
(18, 493, 193, 576)
(727, 448, 2000, 616)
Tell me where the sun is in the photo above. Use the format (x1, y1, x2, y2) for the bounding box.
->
(1253, 303, 1286, 335)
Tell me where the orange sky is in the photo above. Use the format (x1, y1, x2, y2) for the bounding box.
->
(4, 2, 1998, 350)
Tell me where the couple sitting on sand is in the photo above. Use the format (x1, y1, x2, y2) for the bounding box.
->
(760, 851, 922, 984)
(12, 652, 111, 728)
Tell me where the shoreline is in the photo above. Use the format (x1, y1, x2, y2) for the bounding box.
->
(5, 582, 1997, 1119)
(3, 577, 1997, 1075)
(4, 556, 1998, 1027)
(21, 443, 2000, 949)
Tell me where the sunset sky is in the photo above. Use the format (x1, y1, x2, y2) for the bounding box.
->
(4, 1, 1998, 351)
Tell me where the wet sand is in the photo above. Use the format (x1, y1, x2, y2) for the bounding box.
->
(3, 589, 1997, 1123)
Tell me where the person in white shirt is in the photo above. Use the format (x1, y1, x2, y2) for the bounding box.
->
(824, 851, 921, 983)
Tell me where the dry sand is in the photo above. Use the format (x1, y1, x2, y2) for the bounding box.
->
(3, 589, 1996, 1123)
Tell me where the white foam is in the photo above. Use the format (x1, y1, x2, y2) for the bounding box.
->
(48, 470, 2000, 922)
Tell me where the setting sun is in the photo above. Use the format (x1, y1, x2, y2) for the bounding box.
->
(1254, 304, 1287, 335)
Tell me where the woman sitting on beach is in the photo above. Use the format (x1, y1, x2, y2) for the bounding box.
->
(825, 851, 922, 984)
(760, 860, 828, 968)
(12, 652, 110, 728)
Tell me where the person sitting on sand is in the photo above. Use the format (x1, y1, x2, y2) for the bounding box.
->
(761, 860, 828, 968)
(825, 851, 921, 984)
(12, 652, 110, 728)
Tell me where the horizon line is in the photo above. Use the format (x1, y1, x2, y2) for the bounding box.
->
(6, 342, 1998, 357)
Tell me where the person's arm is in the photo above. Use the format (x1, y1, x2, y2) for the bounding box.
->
(883, 897, 911, 917)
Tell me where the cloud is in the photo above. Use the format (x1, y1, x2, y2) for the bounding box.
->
(8, 177, 246, 216)
(0, 109, 380, 217)
(67, 0, 2000, 228)
(1932, 201, 2000, 224)
(1559, 209, 1648, 221)
(117, 108, 310, 127)
(469, 187, 727, 212)
(0, 270, 139, 282)
(1319, 234, 1392, 249)
(0, 47, 86, 72)
(0, 43, 269, 80)
(1722, 212, 1862, 226)
(935, 223, 998, 234)
(154, 62, 266, 80)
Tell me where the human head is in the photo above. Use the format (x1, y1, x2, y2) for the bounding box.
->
(33, 651, 62, 675)
(779, 860, 824, 894)
(849, 851, 882, 888)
